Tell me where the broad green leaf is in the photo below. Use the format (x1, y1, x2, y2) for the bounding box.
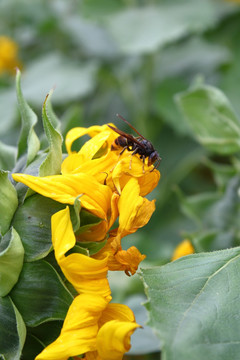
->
(21, 54, 98, 104)
(141, 246, 240, 360)
(12, 194, 65, 262)
(28, 320, 63, 347)
(16, 69, 40, 166)
(10, 260, 73, 327)
(0, 170, 18, 235)
(0, 141, 16, 171)
(176, 84, 240, 154)
(21, 334, 44, 360)
(0, 227, 24, 296)
(39, 89, 62, 176)
(0, 296, 26, 360)
(106, 2, 234, 54)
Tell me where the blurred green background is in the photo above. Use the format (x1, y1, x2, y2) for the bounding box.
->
(1, 0, 240, 356)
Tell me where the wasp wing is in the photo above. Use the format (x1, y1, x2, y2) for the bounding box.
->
(108, 124, 145, 149)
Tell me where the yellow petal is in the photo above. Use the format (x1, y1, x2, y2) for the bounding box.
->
(35, 293, 110, 360)
(118, 178, 155, 236)
(52, 208, 111, 297)
(12, 173, 112, 219)
(51, 207, 75, 261)
(114, 246, 146, 276)
(171, 239, 195, 261)
(96, 320, 140, 360)
(60, 254, 111, 297)
(65, 124, 117, 155)
(110, 153, 160, 196)
(100, 303, 136, 326)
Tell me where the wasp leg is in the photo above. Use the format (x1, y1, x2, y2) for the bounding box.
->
(120, 146, 128, 155)
(142, 155, 145, 173)
(129, 148, 138, 170)
(110, 146, 128, 172)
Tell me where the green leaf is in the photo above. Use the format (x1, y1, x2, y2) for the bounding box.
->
(0, 170, 18, 235)
(0, 141, 16, 171)
(0, 227, 24, 296)
(21, 334, 44, 360)
(176, 84, 240, 154)
(141, 246, 240, 360)
(106, 2, 233, 54)
(39, 90, 63, 176)
(12, 194, 65, 261)
(0, 296, 26, 360)
(10, 260, 73, 327)
(16, 69, 40, 166)
(20, 54, 98, 104)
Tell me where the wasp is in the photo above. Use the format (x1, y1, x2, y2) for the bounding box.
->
(108, 114, 161, 172)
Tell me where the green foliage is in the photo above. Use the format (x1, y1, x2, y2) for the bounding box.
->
(141, 247, 240, 360)
(0, 170, 18, 235)
(0, 228, 24, 296)
(10, 261, 73, 326)
(176, 84, 240, 154)
(16, 70, 40, 165)
(0, 297, 26, 360)
(1, 0, 240, 358)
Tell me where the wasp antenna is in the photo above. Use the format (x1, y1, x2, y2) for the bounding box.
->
(116, 114, 146, 139)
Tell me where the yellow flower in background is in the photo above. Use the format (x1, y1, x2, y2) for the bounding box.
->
(35, 293, 140, 360)
(171, 239, 195, 261)
(0, 36, 21, 74)
(51, 207, 111, 298)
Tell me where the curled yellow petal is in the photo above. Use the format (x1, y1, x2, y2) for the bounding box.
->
(96, 320, 140, 360)
(52, 207, 111, 298)
(100, 303, 136, 326)
(35, 293, 110, 360)
(171, 239, 195, 261)
(110, 154, 160, 196)
(118, 177, 155, 237)
(12, 173, 112, 219)
(114, 246, 146, 276)
(65, 124, 117, 155)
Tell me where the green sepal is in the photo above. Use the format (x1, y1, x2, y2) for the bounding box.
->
(75, 208, 102, 236)
(78, 238, 107, 256)
(67, 238, 107, 257)
(0, 141, 17, 171)
(0, 227, 24, 296)
(70, 195, 82, 232)
(141, 246, 240, 360)
(16, 69, 40, 166)
(12, 194, 65, 262)
(39, 90, 63, 176)
(176, 84, 240, 155)
(0, 170, 18, 235)
(10, 260, 73, 327)
(0, 296, 26, 360)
